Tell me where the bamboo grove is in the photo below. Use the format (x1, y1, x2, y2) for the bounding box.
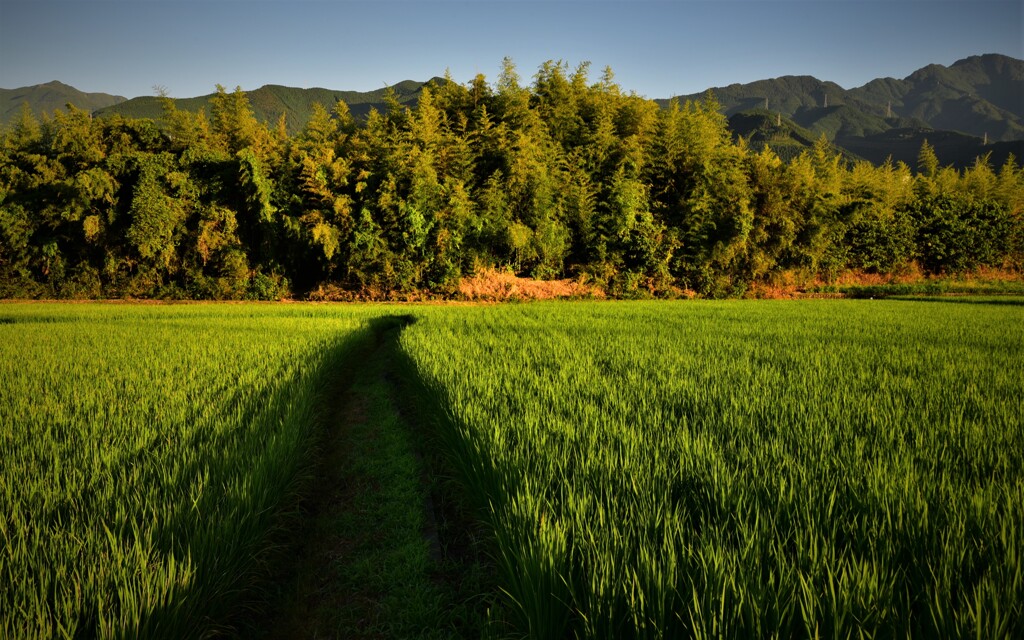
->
(2, 60, 1022, 299)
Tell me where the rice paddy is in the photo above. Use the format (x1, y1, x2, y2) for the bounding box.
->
(2, 299, 1022, 638)
(0, 304, 386, 638)
(401, 300, 1024, 638)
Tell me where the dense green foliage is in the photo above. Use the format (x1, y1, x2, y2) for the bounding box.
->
(402, 300, 1024, 638)
(0, 304, 387, 638)
(1, 61, 1022, 301)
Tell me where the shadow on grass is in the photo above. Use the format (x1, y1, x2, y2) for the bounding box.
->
(90, 323, 384, 638)
(247, 312, 495, 640)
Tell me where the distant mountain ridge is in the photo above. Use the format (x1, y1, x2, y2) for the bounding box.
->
(667, 54, 1019, 141)
(92, 80, 438, 133)
(662, 54, 1023, 168)
(664, 54, 1023, 143)
(3, 54, 1021, 167)
(0, 80, 125, 123)
(0, 79, 436, 134)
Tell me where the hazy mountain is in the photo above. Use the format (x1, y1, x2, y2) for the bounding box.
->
(849, 54, 1024, 140)
(726, 109, 861, 163)
(729, 107, 1020, 171)
(665, 54, 1023, 144)
(663, 54, 1022, 168)
(93, 80, 439, 133)
(0, 79, 436, 133)
(836, 128, 1024, 169)
(0, 80, 125, 124)
(658, 75, 926, 137)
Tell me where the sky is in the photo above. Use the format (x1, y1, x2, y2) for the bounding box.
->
(0, 0, 1021, 100)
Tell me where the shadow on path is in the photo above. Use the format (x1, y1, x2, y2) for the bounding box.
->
(248, 315, 491, 639)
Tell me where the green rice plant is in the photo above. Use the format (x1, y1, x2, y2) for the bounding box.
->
(5, 299, 1022, 638)
(0, 303, 391, 638)
(400, 299, 1024, 638)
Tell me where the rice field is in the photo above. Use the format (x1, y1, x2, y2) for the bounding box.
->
(401, 299, 1024, 638)
(2, 299, 1022, 638)
(0, 304, 388, 638)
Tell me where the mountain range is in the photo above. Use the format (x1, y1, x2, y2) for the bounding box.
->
(666, 54, 1024, 167)
(0, 80, 125, 123)
(2, 54, 1021, 169)
(94, 81, 429, 133)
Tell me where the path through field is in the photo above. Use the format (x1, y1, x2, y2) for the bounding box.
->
(254, 318, 488, 639)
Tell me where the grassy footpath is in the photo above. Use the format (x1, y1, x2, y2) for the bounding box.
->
(0, 304, 490, 638)
(255, 316, 491, 639)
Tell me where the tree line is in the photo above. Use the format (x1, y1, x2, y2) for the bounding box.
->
(1, 60, 1022, 299)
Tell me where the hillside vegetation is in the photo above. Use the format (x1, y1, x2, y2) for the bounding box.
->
(1, 60, 1022, 300)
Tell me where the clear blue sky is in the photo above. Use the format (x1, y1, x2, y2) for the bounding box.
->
(1, 0, 1021, 99)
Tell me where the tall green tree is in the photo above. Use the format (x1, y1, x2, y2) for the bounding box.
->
(651, 95, 753, 295)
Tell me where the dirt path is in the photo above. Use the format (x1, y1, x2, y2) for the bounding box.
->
(250, 322, 490, 639)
